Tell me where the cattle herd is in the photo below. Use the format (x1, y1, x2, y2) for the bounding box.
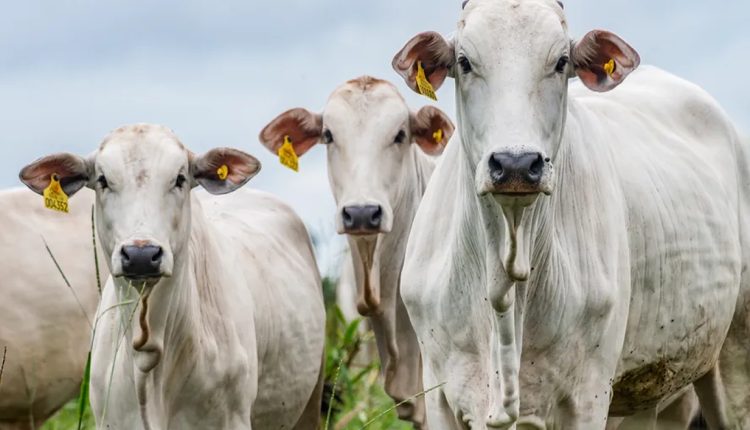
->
(1, 0, 748, 429)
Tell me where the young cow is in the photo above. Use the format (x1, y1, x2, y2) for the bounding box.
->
(19, 124, 325, 429)
(393, 0, 749, 428)
(259, 76, 454, 427)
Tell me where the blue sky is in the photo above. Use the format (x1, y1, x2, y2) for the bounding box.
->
(2, 1, 747, 274)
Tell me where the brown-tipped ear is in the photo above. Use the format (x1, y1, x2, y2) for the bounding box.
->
(392, 31, 455, 95)
(410, 106, 455, 156)
(191, 148, 260, 195)
(572, 30, 640, 92)
(19, 153, 92, 196)
(259, 108, 322, 157)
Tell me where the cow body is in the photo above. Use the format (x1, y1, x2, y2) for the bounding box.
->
(90, 189, 324, 429)
(0, 188, 104, 430)
(401, 65, 747, 428)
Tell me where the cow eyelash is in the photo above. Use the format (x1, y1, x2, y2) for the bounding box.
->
(394, 130, 406, 144)
(322, 129, 334, 144)
(97, 175, 109, 189)
(457, 55, 472, 74)
(175, 174, 187, 189)
(555, 55, 569, 74)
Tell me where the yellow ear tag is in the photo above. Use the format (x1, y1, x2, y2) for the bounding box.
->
(432, 128, 444, 144)
(278, 135, 299, 172)
(216, 164, 229, 180)
(416, 62, 438, 101)
(603, 59, 616, 76)
(43, 174, 69, 213)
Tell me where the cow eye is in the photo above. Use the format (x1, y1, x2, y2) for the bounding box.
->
(458, 55, 472, 74)
(555, 55, 569, 74)
(394, 130, 406, 144)
(175, 174, 186, 189)
(97, 175, 108, 189)
(322, 129, 334, 144)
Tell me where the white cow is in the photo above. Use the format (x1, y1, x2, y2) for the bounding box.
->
(259, 76, 454, 427)
(392, 0, 749, 428)
(0, 189, 105, 430)
(19, 124, 326, 429)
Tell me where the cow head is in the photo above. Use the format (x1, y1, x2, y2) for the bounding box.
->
(20, 124, 260, 285)
(259, 76, 454, 236)
(393, 0, 639, 207)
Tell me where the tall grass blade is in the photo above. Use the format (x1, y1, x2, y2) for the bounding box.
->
(42, 236, 92, 329)
(358, 382, 445, 429)
(324, 354, 345, 430)
(91, 206, 102, 296)
(0, 346, 6, 388)
(76, 351, 92, 430)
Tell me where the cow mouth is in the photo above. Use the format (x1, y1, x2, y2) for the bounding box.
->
(118, 273, 165, 287)
(495, 191, 539, 197)
(344, 229, 382, 237)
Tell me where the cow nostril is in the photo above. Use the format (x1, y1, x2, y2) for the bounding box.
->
(151, 247, 163, 263)
(120, 247, 131, 262)
(489, 154, 504, 176)
(529, 154, 544, 177)
(342, 208, 354, 227)
(371, 207, 382, 225)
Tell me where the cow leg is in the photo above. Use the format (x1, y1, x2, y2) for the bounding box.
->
(693, 364, 732, 429)
(714, 286, 750, 429)
(292, 354, 325, 430)
(392, 292, 426, 428)
(653, 386, 699, 430)
(422, 366, 464, 430)
(369, 303, 425, 427)
(605, 417, 625, 430)
(616, 409, 657, 430)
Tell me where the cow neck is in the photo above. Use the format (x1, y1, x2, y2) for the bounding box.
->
(453, 85, 573, 425)
(115, 197, 237, 378)
(349, 146, 432, 317)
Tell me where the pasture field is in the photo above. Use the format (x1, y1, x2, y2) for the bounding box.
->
(39, 276, 412, 430)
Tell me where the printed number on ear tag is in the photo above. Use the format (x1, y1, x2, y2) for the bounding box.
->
(43, 174, 69, 213)
(416, 62, 438, 101)
(217, 164, 229, 180)
(603, 59, 615, 76)
(278, 135, 299, 172)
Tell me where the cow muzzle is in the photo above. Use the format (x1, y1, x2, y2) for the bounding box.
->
(340, 204, 388, 236)
(478, 150, 554, 199)
(113, 239, 172, 281)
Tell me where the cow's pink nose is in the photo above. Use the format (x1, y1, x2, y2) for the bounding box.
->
(488, 151, 546, 193)
(120, 245, 163, 279)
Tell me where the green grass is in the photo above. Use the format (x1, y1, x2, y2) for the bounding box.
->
(40, 276, 414, 430)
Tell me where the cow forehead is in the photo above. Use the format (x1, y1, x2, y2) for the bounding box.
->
(97, 124, 188, 175)
(461, 0, 566, 38)
(328, 77, 406, 114)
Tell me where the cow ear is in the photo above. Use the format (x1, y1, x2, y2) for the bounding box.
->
(392, 31, 455, 96)
(259, 108, 322, 157)
(572, 30, 640, 92)
(410, 106, 455, 156)
(19, 153, 92, 197)
(191, 148, 260, 195)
